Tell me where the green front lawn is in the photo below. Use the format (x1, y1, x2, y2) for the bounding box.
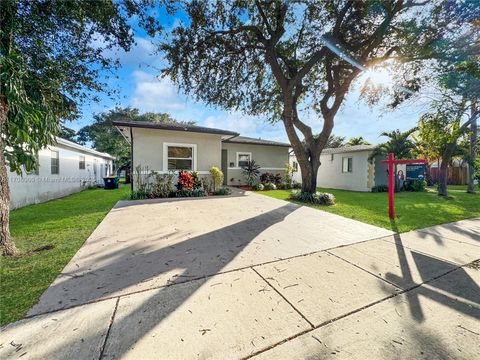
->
(257, 185, 479, 233)
(0, 185, 129, 326)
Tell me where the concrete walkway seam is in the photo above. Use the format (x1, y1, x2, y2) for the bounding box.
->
(250, 267, 315, 329)
(243, 261, 474, 359)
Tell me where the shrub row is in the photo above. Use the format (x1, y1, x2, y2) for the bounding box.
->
(130, 166, 230, 200)
(289, 190, 336, 206)
(252, 181, 301, 191)
(371, 179, 426, 193)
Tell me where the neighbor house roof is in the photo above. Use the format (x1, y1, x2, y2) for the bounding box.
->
(222, 135, 291, 148)
(55, 137, 115, 160)
(321, 144, 375, 154)
(112, 120, 239, 136)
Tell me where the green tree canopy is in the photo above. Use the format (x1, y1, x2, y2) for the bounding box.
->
(369, 128, 416, 161)
(0, 0, 154, 255)
(77, 107, 195, 171)
(325, 135, 346, 148)
(156, 1, 460, 193)
(346, 137, 370, 146)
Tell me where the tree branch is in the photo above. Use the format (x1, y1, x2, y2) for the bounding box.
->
(291, 47, 327, 87)
(255, 0, 274, 37)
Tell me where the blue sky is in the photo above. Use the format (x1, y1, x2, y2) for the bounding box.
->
(73, 12, 426, 146)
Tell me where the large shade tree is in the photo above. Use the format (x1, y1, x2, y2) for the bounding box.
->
(0, 0, 155, 255)
(156, 0, 455, 194)
(385, 1, 479, 195)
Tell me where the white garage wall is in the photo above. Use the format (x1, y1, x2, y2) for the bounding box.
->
(8, 139, 114, 209)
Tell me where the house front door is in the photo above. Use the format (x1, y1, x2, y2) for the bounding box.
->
(221, 149, 228, 185)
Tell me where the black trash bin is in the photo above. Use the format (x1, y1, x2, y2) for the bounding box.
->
(103, 176, 119, 189)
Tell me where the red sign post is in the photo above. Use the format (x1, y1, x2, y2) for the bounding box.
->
(381, 153, 427, 219)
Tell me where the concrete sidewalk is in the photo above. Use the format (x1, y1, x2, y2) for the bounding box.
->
(0, 193, 478, 359)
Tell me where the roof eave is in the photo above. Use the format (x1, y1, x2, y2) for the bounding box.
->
(222, 140, 291, 148)
(112, 120, 239, 137)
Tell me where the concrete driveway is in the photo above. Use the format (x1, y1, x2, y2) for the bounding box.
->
(1, 191, 479, 359)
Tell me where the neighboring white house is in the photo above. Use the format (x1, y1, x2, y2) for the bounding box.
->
(290, 145, 389, 192)
(113, 120, 290, 189)
(8, 138, 114, 209)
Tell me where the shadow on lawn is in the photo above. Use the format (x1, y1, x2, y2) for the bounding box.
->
(26, 203, 298, 359)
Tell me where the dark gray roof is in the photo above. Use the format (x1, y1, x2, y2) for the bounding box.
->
(223, 135, 290, 148)
(113, 120, 239, 136)
(321, 144, 375, 154)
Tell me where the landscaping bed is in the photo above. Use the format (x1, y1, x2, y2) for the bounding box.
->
(130, 167, 231, 200)
(255, 185, 480, 233)
(0, 185, 129, 326)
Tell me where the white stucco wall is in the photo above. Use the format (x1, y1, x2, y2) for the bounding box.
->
(221, 142, 289, 185)
(290, 150, 374, 192)
(8, 142, 113, 209)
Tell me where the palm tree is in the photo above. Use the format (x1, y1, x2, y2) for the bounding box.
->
(346, 137, 370, 146)
(369, 128, 417, 160)
(369, 128, 417, 191)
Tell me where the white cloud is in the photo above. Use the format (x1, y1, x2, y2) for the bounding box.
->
(131, 70, 188, 111)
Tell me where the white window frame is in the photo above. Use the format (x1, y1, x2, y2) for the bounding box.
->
(342, 157, 353, 173)
(236, 152, 252, 168)
(79, 155, 86, 170)
(163, 142, 197, 172)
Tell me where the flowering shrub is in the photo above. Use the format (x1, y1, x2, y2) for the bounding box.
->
(191, 171, 203, 189)
(177, 170, 194, 190)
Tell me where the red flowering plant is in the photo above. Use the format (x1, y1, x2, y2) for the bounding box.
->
(177, 170, 194, 190)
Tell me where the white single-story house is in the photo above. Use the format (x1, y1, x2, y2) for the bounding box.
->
(8, 138, 114, 209)
(113, 120, 290, 189)
(290, 145, 389, 192)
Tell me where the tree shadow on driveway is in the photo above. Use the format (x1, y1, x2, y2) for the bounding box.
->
(29, 203, 300, 358)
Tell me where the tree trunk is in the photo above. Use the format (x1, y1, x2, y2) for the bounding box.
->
(425, 163, 433, 186)
(300, 158, 320, 193)
(0, 97, 18, 256)
(437, 160, 449, 196)
(467, 113, 477, 194)
(438, 144, 456, 197)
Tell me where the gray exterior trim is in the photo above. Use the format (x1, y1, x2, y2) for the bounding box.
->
(222, 135, 290, 148)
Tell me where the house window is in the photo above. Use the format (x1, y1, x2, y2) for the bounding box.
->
(167, 145, 194, 170)
(236, 152, 251, 168)
(51, 150, 59, 174)
(79, 155, 86, 170)
(94, 159, 98, 177)
(342, 157, 353, 173)
(330, 154, 334, 161)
